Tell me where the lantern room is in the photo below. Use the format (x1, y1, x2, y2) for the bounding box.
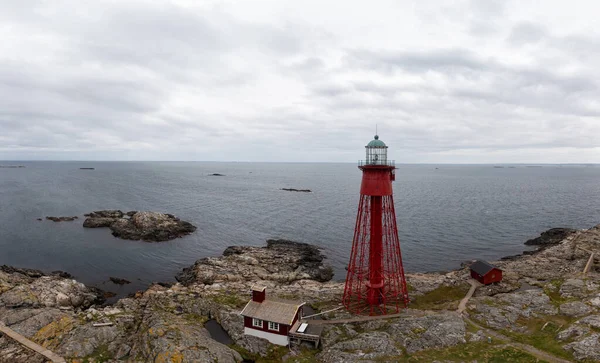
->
(365, 135, 388, 165)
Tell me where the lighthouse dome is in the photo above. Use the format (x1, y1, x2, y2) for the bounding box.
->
(367, 135, 387, 148)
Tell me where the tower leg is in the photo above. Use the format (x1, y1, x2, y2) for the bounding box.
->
(367, 196, 383, 307)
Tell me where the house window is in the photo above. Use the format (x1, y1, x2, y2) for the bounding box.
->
(268, 321, 279, 331)
(252, 318, 263, 328)
(491, 274, 495, 278)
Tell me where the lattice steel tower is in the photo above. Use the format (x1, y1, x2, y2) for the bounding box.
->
(342, 134, 409, 315)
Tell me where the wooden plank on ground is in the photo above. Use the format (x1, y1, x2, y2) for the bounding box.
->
(0, 323, 66, 363)
(583, 252, 595, 274)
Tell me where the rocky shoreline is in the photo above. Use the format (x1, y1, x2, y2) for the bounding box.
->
(1, 224, 599, 362)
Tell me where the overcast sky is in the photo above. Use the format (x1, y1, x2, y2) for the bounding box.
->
(1, 0, 599, 163)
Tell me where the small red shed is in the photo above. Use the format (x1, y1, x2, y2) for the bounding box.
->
(470, 260, 502, 285)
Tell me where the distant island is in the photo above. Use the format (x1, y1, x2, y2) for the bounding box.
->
(0, 165, 25, 168)
(281, 188, 312, 192)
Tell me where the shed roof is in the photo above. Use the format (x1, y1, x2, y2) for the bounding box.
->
(240, 298, 304, 325)
(470, 260, 500, 276)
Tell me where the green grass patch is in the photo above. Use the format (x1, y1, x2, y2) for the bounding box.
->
(276, 293, 302, 301)
(481, 297, 503, 307)
(183, 313, 209, 325)
(409, 284, 470, 310)
(81, 344, 112, 363)
(285, 346, 320, 363)
(209, 292, 248, 308)
(229, 344, 291, 362)
(465, 319, 482, 335)
(543, 278, 567, 305)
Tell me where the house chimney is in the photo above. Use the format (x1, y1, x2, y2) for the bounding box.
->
(251, 285, 266, 303)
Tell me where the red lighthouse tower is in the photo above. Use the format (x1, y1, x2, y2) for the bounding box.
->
(343, 135, 409, 315)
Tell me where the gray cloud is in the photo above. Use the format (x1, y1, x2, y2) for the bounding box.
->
(507, 22, 548, 45)
(346, 48, 490, 74)
(0, 0, 598, 163)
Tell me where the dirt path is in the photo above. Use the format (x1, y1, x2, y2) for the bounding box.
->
(0, 323, 66, 363)
(457, 279, 481, 314)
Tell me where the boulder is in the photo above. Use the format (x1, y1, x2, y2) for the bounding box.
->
(557, 324, 591, 341)
(577, 315, 600, 329)
(560, 279, 588, 299)
(564, 334, 600, 361)
(560, 301, 593, 317)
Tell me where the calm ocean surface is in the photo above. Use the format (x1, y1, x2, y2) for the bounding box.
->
(1, 162, 599, 297)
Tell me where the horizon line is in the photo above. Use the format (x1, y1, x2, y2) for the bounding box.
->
(1, 160, 599, 165)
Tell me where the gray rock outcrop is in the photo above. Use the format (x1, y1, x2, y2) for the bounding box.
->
(318, 313, 466, 361)
(0, 266, 104, 309)
(565, 334, 600, 361)
(176, 239, 334, 286)
(524, 227, 577, 246)
(83, 210, 197, 242)
(560, 301, 594, 317)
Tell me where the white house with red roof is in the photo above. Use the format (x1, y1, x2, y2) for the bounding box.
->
(239, 285, 305, 346)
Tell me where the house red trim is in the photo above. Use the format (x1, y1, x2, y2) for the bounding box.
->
(243, 316, 297, 336)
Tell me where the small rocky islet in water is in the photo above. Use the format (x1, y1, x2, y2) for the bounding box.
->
(108, 277, 131, 285)
(83, 210, 197, 242)
(281, 188, 312, 192)
(44, 216, 79, 222)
